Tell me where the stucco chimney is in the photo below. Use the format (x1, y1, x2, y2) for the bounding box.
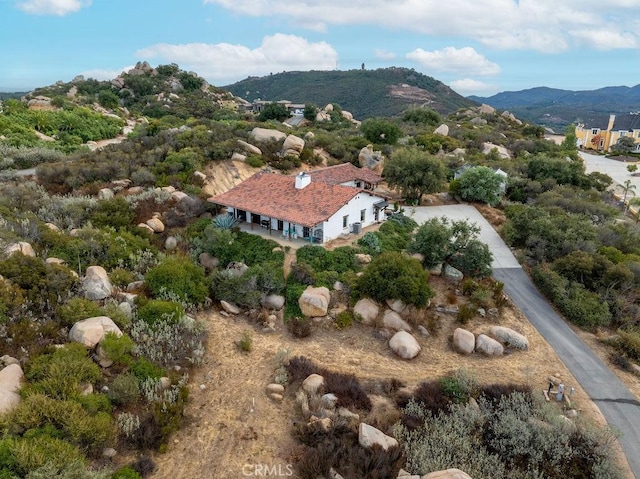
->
(295, 172, 311, 189)
(607, 114, 616, 131)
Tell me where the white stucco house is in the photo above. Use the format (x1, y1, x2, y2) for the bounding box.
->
(208, 163, 388, 244)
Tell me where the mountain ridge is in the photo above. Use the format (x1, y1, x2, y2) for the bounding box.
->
(470, 84, 640, 130)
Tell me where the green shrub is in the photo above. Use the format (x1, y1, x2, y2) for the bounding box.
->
(335, 310, 354, 330)
(238, 331, 253, 352)
(100, 332, 134, 366)
(89, 197, 135, 230)
(136, 300, 184, 327)
(0, 278, 24, 323)
(109, 268, 135, 289)
(617, 329, 640, 360)
(296, 245, 359, 274)
(23, 344, 101, 400)
(130, 357, 167, 381)
(107, 374, 140, 406)
(112, 466, 142, 479)
(287, 316, 311, 338)
(145, 256, 208, 305)
(354, 252, 433, 308)
(6, 435, 86, 476)
(456, 304, 475, 324)
(57, 298, 103, 328)
(102, 302, 131, 330)
(77, 393, 112, 414)
(245, 155, 264, 168)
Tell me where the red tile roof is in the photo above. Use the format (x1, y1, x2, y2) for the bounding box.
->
(209, 172, 378, 227)
(307, 163, 382, 185)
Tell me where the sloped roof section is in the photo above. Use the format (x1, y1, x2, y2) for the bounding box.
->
(613, 114, 640, 131)
(307, 162, 382, 185)
(209, 172, 368, 227)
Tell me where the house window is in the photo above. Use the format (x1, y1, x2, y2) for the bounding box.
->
(592, 129, 598, 135)
(343, 215, 349, 229)
(360, 209, 366, 222)
(355, 181, 362, 188)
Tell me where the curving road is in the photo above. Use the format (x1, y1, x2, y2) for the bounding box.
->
(409, 205, 640, 479)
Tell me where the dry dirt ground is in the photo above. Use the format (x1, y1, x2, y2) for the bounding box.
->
(150, 273, 630, 479)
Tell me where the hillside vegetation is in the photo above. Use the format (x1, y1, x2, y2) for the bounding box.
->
(0, 63, 636, 478)
(224, 67, 477, 118)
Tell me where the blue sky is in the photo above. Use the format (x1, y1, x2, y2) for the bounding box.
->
(1, 0, 639, 96)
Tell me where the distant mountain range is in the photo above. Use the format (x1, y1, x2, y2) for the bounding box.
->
(224, 67, 477, 119)
(470, 85, 640, 131)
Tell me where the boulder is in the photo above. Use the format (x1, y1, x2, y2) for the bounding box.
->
(482, 142, 510, 159)
(382, 310, 412, 332)
(389, 331, 421, 359)
(45, 257, 65, 265)
(27, 96, 55, 111)
(250, 127, 287, 143)
(304, 131, 315, 140)
(82, 266, 113, 300)
(443, 264, 464, 283)
(453, 328, 475, 355)
(0, 363, 23, 413)
(302, 374, 324, 394)
(299, 286, 331, 317)
(434, 124, 449, 136)
(237, 139, 262, 156)
(226, 261, 249, 278)
(429, 263, 443, 276)
(341, 110, 354, 121)
(193, 171, 207, 182)
(358, 423, 398, 451)
(231, 152, 247, 162)
(137, 223, 154, 234)
(475, 334, 504, 356)
(353, 298, 379, 325)
(316, 111, 331, 122)
(171, 191, 189, 202)
(479, 104, 496, 114)
(98, 188, 114, 200)
(386, 299, 407, 314)
(69, 316, 122, 348)
(146, 218, 165, 233)
(220, 300, 240, 315)
(261, 294, 285, 311)
(358, 145, 384, 175)
(282, 135, 305, 157)
(355, 253, 372, 264)
(5, 242, 35, 257)
(44, 222, 60, 232)
(266, 383, 285, 394)
(164, 236, 178, 251)
(489, 326, 529, 350)
(117, 301, 132, 320)
(423, 469, 473, 479)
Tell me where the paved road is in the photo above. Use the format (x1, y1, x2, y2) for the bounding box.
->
(409, 205, 640, 478)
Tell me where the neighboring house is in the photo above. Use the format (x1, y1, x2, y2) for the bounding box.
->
(250, 100, 306, 115)
(208, 166, 388, 244)
(575, 114, 640, 152)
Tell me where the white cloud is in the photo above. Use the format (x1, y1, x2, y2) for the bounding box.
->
(204, 0, 640, 52)
(15, 0, 90, 15)
(449, 79, 498, 96)
(77, 66, 135, 81)
(407, 47, 500, 76)
(375, 49, 396, 60)
(136, 34, 338, 85)
(569, 29, 639, 50)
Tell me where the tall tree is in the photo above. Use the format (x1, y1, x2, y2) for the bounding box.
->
(383, 147, 447, 204)
(455, 166, 504, 206)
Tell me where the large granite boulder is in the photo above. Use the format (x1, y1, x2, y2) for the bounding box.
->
(479, 104, 496, 114)
(0, 363, 24, 413)
(358, 423, 398, 450)
(423, 469, 473, 479)
(358, 145, 384, 175)
(443, 264, 464, 283)
(489, 326, 529, 350)
(82, 266, 113, 300)
(453, 328, 475, 355)
(4, 242, 35, 257)
(69, 316, 122, 348)
(250, 127, 287, 143)
(434, 124, 449, 136)
(389, 331, 421, 359)
(237, 139, 262, 156)
(302, 374, 324, 394)
(283, 135, 305, 157)
(353, 298, 379, 325)
(382, 310, 412, 332)
(475, 334, 504, 356)
(261, 294, 285, 311)
(482, 142, 511, 159)
(299, 286, 331, 317)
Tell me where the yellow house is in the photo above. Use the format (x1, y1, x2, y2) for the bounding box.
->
(575, 114, 640, 152)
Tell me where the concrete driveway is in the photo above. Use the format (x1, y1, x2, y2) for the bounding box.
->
(409, 205, 640, 478)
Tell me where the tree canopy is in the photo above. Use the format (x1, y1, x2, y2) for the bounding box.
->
(384, 147, 447, 204)
(455, 166, 504, 206)
(410, 217, 493, 278)
(361, 118, 402, 145)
